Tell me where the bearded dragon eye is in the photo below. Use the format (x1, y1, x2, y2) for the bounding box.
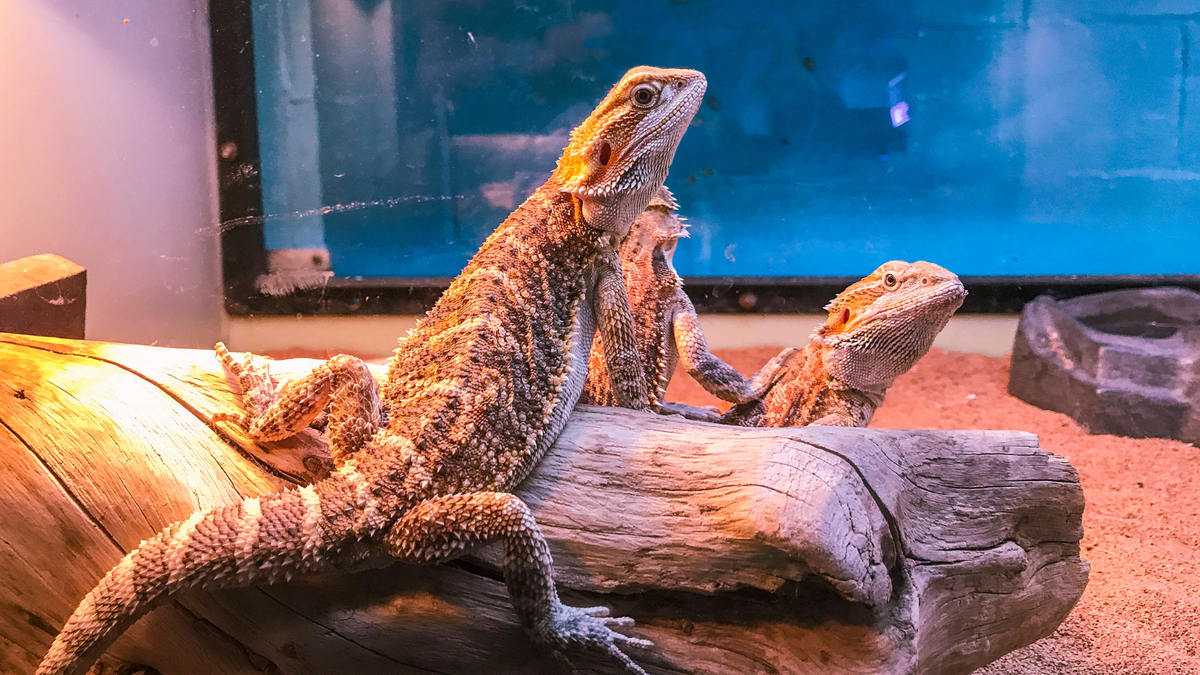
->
(630, 84, 658, 109)
(883, 273, 898, 289)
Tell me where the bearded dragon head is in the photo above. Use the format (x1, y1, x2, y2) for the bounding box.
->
(554, 67, 706, 236)
(817, 261, 967, 391)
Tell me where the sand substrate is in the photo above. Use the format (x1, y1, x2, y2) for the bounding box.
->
(269, 346, 1199, 672)
(667, 347, 1200, 675)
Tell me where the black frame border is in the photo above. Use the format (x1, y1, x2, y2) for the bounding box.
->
(209, 1, 1200, 317)
(210, 0, 268, 315)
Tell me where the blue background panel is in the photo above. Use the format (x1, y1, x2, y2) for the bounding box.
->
(251, 0, 1200, 279)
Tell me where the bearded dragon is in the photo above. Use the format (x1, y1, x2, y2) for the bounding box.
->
(580, 189, 792, 419)
(722, 261, 966, 427)
(36, 66, 706, 675)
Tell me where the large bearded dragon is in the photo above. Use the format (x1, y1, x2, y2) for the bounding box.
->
(722, 261, 966, 427)
(36, 66, 707, 675)
(581, 189, 792, 418)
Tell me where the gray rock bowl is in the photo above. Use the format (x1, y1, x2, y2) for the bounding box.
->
(1009, 287, 1200, 443)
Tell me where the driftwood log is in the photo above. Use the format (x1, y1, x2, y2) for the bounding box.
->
(0, 333, 1088, 675)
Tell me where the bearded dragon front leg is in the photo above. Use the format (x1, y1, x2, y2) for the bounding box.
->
(386, 492, 652, 674)
(671, 297, 795, 407)
(682, 344, 799, 423)
(214, 342, 383, 464)
(594, 245, 650, 411)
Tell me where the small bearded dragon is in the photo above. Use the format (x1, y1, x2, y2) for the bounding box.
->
(722, 261, 966, 427)
(36, 66, 706, 675)
(580, 189, 792, 418)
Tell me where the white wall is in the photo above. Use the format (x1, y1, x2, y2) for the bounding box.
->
(225, 313, 1019, 358)
(0, 0, 223, 347)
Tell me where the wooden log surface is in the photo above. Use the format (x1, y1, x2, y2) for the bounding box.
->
(0, 333, 1089, 675)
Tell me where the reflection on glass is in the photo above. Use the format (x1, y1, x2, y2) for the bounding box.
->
(252, 0, 1200, 279)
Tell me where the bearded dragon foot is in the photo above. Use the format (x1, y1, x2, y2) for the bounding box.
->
(656, 400, 722, 422)
(213, 342, 275, 433)
(536, 602, 653, 675)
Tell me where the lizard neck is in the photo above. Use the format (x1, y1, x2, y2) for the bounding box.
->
(819, 339, 895, 398)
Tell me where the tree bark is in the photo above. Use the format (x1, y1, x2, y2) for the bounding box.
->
(0, 333, 1087, 675)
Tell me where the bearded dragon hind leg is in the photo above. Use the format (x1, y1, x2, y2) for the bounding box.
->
(384, 492, 653, 674)
(214, 343, 382, 463)
(718, 399, 766, 427)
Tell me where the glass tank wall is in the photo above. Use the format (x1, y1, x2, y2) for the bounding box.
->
(251, 0, 1200, 279)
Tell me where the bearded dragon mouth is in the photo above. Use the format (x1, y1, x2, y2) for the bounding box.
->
(932, 281, 969, 309)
